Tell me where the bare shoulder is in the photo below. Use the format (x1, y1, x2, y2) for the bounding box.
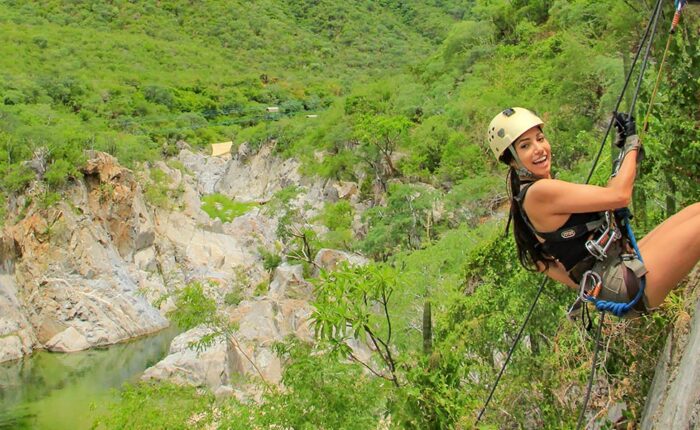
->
(527, 178, 622, 215)
(525, 179, 571, 200)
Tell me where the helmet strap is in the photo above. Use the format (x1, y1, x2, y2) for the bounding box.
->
(508, 146, 536, 181)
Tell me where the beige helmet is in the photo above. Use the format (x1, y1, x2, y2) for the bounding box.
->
(487, 107, 544, 161)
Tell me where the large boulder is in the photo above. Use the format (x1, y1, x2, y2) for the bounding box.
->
(142, 326, 237, 391)
(314, 248, 369, 274)
(332, 181, 359, 201)
(44, 326, 90, 353)
(146, 296, 315, 392)
(268, 264, 311, 300)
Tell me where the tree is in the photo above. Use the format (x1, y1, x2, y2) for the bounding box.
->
(354, 114, 411, 191)
(312, 263, 400, 387)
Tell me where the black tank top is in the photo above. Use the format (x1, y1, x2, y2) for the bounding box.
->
(519, 185, 600, 271)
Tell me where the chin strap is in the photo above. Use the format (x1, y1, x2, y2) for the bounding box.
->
(509, 146, 537, 181)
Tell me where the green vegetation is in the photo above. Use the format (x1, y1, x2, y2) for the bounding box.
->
(222, 340, 386, 430)
(200, 193, 257, 222)
(315, 200, 354, 249)
(143, 167, 184, 209)
(4, 0, 697, 428)
(166, 281, 218, 331)
(95, 382, 216, 430)
(223, 289, 244, 307)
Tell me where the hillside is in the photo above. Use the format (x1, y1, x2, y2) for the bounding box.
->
(0, 0, 462, 172)
(0, 1, 699, 429)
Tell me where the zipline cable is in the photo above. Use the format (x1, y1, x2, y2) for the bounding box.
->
(475, 1, 665, 426)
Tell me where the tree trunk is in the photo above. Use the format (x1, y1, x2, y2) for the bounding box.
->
(423, 300, 432, 355)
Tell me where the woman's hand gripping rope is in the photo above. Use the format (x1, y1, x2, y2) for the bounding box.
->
(612, 112, 644, 177)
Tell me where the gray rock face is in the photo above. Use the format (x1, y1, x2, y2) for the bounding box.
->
(0, 153, 173, 361)
(0, 270, 35, 362)
(269, 264, 310, 299)
(214, 144, 302, 201)
(314, 248, 370, 274)
(641, 278, 700, 430)
(142, 326, 237, 391)
(178, 149, 229, 196)
(144, 264, 318, 390)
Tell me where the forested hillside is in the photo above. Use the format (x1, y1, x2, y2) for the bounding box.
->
(1, 0, 699, 429)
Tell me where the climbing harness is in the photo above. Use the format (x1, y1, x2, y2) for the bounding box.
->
(576, 210, 648, 318)
(475, 0, 685, 426)
(514, 184, 606, 246)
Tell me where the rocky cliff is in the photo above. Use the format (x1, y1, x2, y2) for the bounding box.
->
(0, 152, 169, 360)
(641, 268, 700, 429)
(0, 144, 368, 397)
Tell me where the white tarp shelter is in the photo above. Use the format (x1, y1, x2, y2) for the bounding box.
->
(211, 141, 233, 157)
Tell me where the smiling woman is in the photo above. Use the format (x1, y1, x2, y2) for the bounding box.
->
(488, 107, 700, 318)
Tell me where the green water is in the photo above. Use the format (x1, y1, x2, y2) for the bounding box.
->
(0, 327, 178, 430)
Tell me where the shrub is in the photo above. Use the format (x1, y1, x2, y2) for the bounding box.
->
(200, 193, 257, 223)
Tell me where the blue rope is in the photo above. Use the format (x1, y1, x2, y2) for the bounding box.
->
(587, 214, 646, 317)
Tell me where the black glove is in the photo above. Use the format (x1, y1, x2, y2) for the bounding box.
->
(613, 112, 637, 148)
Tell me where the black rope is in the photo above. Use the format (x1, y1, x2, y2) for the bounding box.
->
(630, 0, 665, 114)
(475, 277, 548, 425)
(585, 0, 663, 185)
(475, 1, 665, 426)
(576, 311, 606, 430)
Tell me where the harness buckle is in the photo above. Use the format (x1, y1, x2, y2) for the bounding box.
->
(585, 211, 621, 260)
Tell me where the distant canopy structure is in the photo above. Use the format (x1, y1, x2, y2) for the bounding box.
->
(211, 141, 233, 157)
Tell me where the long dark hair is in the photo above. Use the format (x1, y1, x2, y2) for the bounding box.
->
(500, 150, 554, 271)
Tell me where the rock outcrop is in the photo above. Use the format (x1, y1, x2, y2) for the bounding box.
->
(641, 268, 700, 429)
(0, 143, 376, 409)
(0, 153, 170, 357)
(142, 326, 238, 391)
(314, 248, 370, 274)
(141, 264, 315, 396)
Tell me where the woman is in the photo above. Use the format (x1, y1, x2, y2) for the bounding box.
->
(488, 107, 699, 316)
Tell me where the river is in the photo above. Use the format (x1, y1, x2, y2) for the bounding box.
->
(0, 327, 178, 430)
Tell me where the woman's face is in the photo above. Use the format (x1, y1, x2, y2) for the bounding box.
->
(513, 126, 551, 178)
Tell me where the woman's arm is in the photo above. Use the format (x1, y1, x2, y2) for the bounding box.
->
(526, 147, 640, 217)
(538, 261, 578, 290)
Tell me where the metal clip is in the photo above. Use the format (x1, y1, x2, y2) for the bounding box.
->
(579, 270, 603, 301)
(585, 211, 621, 260)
